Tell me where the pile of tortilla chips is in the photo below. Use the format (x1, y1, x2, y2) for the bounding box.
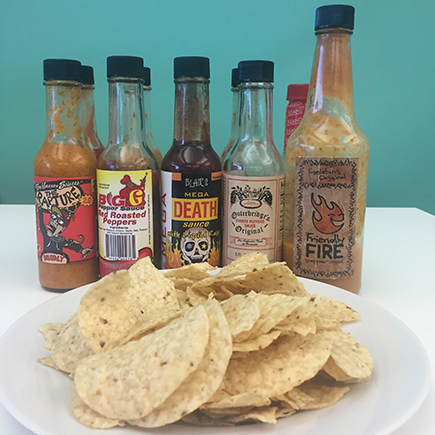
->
(39, 253, 374, 428)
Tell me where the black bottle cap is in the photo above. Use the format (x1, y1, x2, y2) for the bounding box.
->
(174, 56, 210, 79)
(231, 68, 240, 88)
(238, 60, 274, 83)
(315, 4, 355, 30)
(107, 56, 144, 78)
(80, 65, 94, 85)
(142, 67, 151, 86)
(43, 59, 82, 82)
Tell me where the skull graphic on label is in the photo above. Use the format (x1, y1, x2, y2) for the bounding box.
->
(180, 227, 211, 264)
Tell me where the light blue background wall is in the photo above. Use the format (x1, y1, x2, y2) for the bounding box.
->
(1, 0, 434, 214)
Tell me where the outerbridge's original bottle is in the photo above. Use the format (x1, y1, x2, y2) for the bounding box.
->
(222, 60, 284, 264)
(283, 5, 370, 294)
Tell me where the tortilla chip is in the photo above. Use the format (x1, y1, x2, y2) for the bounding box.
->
(222, 332, 332, 397)
(71, 387, 124, 428)
(129, 300, 232, 427)
(74, 304, 209, 420)
(78, 257, 179, 353)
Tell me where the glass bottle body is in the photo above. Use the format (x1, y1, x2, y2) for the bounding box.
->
(284, 28, 370, 294)
(161, 77, 222, 268)
(34, 80, 98, 291)
(222, 82, 284, 264)
(97, 78, 160, 275)
(81, 83, 104, 159)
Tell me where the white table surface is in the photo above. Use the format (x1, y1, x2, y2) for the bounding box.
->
(0, 205, 434, 435)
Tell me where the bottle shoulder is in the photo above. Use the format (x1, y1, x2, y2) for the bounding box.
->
(97, 141, 158, 171)
(34, 139, 97, 177)
(285, 112, 369, 160)
(161, 142, 221, 173)
(223, 138, 284, 176)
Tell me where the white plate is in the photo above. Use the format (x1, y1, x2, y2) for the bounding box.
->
(0, 278, 430, 435)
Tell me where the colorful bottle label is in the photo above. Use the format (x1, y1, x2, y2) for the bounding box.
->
(293, 157, 358, 279)
(223, 173, 284, 264)
(97, 169, 154, 276)
(34, 176, 97, 264)
(161, 170, 222, 269)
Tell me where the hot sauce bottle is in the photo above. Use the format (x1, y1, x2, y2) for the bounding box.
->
(222, 61, 284, 265)
(220, 68, 241, 163)
(34, 59, 98, 291)
(142, 66, 162, 167)
(283, 5, 370, 294)
(97, 56, 160, 276)
(161, 56, 222, 268)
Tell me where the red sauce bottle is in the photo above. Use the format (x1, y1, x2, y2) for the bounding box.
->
(283, 84, 308, 152)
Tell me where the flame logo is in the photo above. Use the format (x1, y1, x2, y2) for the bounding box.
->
(311, 194, 344, 234)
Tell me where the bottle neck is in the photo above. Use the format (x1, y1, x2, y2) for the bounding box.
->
(230, 87, 240, 140)
(173, 77, 210, 145)
(307, 28, 355, 116)
(239, 82, 274, 143)
(45, 80, 83, 143)
(81, 84, 99, 142)
(108, 78, 144, 147)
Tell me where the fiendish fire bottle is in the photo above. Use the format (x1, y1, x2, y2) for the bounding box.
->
(283, 5, 370, 294)
(222, 60, 284, 264)
(142, 66, 162, 167)
(97, 56, 160, 276)
(161, 56, 222, 268)
(80, 65, 105, 159)
(220, 68, 241, 162)
(34, 59, 98, 291)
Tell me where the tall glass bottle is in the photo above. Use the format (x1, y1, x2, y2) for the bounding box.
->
(283, 5, 370, 294)
(220, 68, 241, 162)
(142, 66, 162, 167)
(80, 65, 105, 159)
(97, 56, 160, 276)
(34, 59, 98, 291)
(161, 56, 222, 268)
(222, 60, 284, 265)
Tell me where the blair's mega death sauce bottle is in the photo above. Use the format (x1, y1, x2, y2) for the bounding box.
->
(161, 56, 222, 268)
(97, 56, 160, 276)
(34, 59, 98, 291)
(284, 5, 370, 294)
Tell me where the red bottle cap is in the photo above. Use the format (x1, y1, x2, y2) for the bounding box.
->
(286, 84, 309, 100)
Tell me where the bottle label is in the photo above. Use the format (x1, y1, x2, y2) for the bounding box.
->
(293, 157, 358, 279)
(161, 170, 222, 269)
(97, 169, 154, 276)
(34, 176, 97, 264)
(284, 100, 306, 150)
(223, 174, 284, 264)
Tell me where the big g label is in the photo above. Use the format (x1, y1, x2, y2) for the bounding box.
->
(97, 169, 154, 276)
(161, 171, 222, 268)
(34, 176, 96, 264)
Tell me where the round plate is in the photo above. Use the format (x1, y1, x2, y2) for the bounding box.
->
(0, 278, 430, 435)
